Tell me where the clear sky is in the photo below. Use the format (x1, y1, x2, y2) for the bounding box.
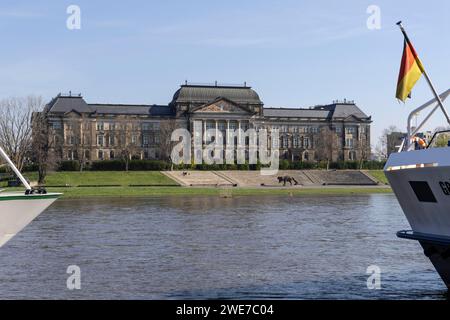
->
(0, 0, 449, 148)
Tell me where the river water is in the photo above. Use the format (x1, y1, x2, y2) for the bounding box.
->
(0, 194, 447, 299)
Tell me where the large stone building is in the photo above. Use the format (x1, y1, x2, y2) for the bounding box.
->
(40, 83, 372, 164)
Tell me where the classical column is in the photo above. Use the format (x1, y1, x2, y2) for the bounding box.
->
(226, 120, 230, 145)
(238, 120, 241, 145)
(215, 120, 218, 143)
(203, 120, 206, 146)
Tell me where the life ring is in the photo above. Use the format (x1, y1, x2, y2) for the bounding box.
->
(412, 136, 427, 148)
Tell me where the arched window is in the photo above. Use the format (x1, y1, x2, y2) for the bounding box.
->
(303, 151, 309, 161)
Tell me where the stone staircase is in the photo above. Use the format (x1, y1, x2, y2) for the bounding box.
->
(307, 170, 378, 185)
(162, 170, 379, 187)
(217, 170, 314, 187)
(162, 171, 233, 187)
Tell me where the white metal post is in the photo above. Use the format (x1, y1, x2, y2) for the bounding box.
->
(0, 145, 31, 190)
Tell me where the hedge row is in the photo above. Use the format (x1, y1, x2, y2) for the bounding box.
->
(55, 160, 386, 171)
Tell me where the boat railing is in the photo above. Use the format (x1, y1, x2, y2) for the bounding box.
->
(400, 88, 450, 152)
(426, 130, 450, 149)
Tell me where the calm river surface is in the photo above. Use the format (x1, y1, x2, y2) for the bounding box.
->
(0, 194, 447, 299)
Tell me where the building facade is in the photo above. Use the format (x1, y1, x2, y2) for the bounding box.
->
(40, 83, 372, 164)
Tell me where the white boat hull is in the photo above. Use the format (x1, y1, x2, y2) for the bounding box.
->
(0, 192, 60, 247)
(385, 147, 450, 288)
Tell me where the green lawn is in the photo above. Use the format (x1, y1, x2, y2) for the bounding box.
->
(1, 170, 392, 198)
(21, 171, 178, 187)
(367, 170, 388, 185)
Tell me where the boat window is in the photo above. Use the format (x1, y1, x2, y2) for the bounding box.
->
(409, 181, 437, 203)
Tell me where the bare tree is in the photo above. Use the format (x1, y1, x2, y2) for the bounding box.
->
(0, 96, 43, 172)
(116, 124, 140, 171)
(357, 137, 370, 169)
(315, 126, 338, 170)
(159, 119, 178, 168)
(31, 110, 57, 184)
(68, 119, 92, 171)
(379, 125, 401, 158)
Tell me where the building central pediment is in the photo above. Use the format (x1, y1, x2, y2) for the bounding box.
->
(190, 97, 254, 114)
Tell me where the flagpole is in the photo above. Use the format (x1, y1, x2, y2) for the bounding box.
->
(396, 21, 450, 125)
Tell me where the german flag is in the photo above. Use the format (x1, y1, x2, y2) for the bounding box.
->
(396, 36, 425, 102)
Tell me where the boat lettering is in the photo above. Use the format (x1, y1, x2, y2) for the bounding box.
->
(439, 181, 450, 195)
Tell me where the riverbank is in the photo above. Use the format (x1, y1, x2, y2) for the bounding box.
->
(39, 185, 391, 199)
(0, 170, 391, 198)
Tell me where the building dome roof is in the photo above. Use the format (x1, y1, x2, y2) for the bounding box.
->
(171, 84, 262, 105)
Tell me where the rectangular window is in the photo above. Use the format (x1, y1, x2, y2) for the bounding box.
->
(109, 135, 115, 146)
(293, 136, 299, 148)
(51, 122, 62, 129)
(409, 181, 437, 203)
(97, 135, 104, 146)
(206, 121, 215, 130)
(142, 123, 150, 131)
(143, 135, 149, 146)
(98, 150, 103, 160)
(304, 137, 310, 148)
(131, 135, 137, 144)
(218, 122, 226, 130)
(345, 127, 356, 134)
(346, 138, 354, 148)
(97, 122, 104, 131)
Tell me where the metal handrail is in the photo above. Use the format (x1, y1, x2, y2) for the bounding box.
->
(405, 88, 450, 151)
(426, 130, 450, 149)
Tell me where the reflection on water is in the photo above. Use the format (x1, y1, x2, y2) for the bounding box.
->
(0, 194, 446, 299)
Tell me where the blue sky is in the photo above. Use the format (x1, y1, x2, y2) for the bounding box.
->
(0, 0, 449, 146)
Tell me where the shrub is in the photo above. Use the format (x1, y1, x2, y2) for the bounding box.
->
(237, 163, 249, 170)
(129, 160, 169, 171)
(279, 159, 290, 170)
(58, 160, 80, 171)
(90, 160, 125, 171)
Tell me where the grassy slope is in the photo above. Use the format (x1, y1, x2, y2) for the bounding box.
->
(367, 170, 388, 185)
(21, 171, 178, 187)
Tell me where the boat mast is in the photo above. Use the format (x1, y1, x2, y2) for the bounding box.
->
(0, 145, 31, 190)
